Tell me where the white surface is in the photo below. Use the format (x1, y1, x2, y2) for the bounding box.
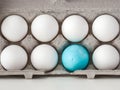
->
(62, 15, 89, 42)
(31, 44, 58, 71)
(1, 45, 28, 70)
(1, 15, 28, 42)
(0, 77, 120, 90)
(92, 14, 119, 42)
(31, 14, 59, 42)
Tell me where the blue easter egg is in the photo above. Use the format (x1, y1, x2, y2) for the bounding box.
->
(62, 44, 90, 72)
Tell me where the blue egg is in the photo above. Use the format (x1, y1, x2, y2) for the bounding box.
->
(62, 44, 90, 72)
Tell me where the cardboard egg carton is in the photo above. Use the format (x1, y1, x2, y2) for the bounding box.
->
(0, 0, 120, 79)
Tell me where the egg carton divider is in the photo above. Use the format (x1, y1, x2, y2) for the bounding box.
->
(0, 69, 120, 79)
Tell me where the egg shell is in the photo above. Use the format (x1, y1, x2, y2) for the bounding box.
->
(92, 14, 119, 42)
(1, 15, 28, 42)
(31, 44, 58, 71)
(31, 14, 59, 42)
(92, 44, 120, 70)
(0, 45, 28, 70)
(62, 44, 90, 72)
(62, 15, 89, 42)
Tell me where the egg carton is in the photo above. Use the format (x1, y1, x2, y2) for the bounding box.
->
(0, 0, 120, 79)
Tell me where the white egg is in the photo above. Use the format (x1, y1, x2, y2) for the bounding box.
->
(0, 45, 28, 70)
(31, 44, 58, 71)
(31, 14, 59, 42)
(92, 14, 119, 42)
(92, 44, 120, 70)
(1, 15, 28, 42)
(62, 15, 89, 42)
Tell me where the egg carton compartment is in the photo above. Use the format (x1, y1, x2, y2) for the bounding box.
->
(0, 0, 120, 79)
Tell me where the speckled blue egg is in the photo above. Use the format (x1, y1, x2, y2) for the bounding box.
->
(62, 44, 90, 72)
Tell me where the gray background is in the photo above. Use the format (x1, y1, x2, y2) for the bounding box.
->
(0, 77, 120, 90)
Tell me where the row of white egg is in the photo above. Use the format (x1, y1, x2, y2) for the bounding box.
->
(1, 14, 119, 43)
(0, 44, 119, 72)
(0, 14, 120, 72)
